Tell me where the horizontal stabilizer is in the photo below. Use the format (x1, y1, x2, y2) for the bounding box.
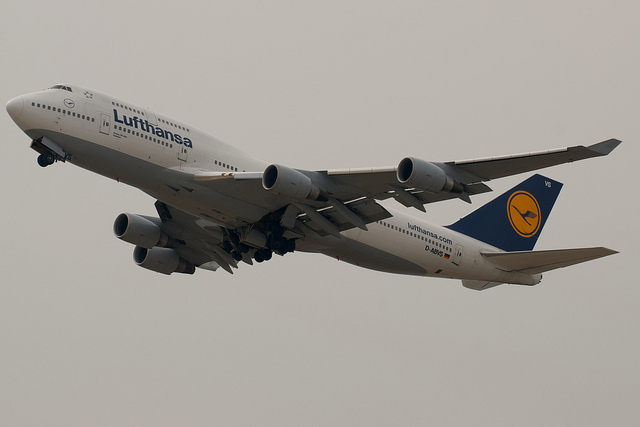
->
(481, 247, 618, 274)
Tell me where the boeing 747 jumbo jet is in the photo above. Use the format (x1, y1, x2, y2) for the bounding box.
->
(7, 84, 620, 290)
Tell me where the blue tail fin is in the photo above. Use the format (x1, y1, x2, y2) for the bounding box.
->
(446, 174, 563, 252)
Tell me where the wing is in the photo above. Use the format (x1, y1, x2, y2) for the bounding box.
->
(324, 138, 621, 201)
(150, 198, 391, 274)
(444, 138, 621, 181)
(178, 139, 619, 237)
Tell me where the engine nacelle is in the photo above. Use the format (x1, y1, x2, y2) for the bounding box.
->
(133, 246, 195, 275)
(114, 213, 173, 248)
(396, 157, 462, 193)
(262, 164, 322, 201)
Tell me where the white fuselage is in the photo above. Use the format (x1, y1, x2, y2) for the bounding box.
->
(7, 85, 540, 285)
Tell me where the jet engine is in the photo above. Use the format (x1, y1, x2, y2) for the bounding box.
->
(396, 157, 464, 193)
(133, 246, 195, 275)
(262, 164, 325, 201)
(113, 213, 174, 248)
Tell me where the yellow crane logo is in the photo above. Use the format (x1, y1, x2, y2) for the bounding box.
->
(507, 191, 541, 237)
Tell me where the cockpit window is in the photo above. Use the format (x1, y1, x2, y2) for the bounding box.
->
(48, 85, 72, 92)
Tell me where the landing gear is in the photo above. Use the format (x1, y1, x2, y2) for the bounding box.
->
(254, 249, 273, 263)
(284, 239, 295, 253)
(37, 152, 55, 167)
(221, 216, 297, 265)
(230, 250, 243, 262)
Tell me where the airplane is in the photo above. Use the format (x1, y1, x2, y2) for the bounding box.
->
(6, 84, 620, 290)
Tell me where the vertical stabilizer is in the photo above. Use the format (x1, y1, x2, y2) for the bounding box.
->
(446, 174, 562, 252)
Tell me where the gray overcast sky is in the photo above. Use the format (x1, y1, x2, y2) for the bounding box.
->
(1, 1, 638, 426)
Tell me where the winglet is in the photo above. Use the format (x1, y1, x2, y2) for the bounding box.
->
(587, 139, 622, 156)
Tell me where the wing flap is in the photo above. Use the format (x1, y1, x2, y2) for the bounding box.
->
(481, 247, 618, 274)
(298, 198, 391, 237)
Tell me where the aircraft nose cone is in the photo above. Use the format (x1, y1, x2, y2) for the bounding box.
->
(6, 96, 24, 121)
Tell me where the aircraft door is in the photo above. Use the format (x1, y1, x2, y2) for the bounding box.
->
(452, 244, 463, 266)
(99, 113, 111, 135)
(177, 145, 188, 162)
(145, 109, 158, 125)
